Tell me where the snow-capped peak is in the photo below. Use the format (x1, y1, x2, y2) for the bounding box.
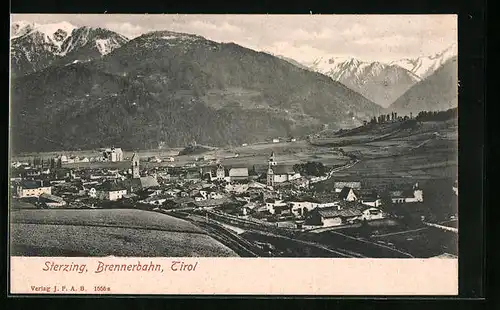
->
(10, 20, 38, 39)
(390, 44, 457, 79)
(34, 21, 77, 41)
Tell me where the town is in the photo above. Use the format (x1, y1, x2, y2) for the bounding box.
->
(10, 115, 458, 259)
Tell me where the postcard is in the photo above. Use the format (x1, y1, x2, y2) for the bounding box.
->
(9, 14, 458, 295)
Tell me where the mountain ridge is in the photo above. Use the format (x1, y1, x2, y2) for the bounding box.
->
(388, 56, 458, 115)
(10, 28, 382, 153)
(10, 21, 129, 77)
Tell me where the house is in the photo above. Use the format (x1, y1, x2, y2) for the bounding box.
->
(23, 168, 42, 179)
(199, 188, 225, 200)
(360, 191, 382, 207)
(390, 183, 423, 203)
(272, 138, 280, 143)
(140, 195, 169, 206)
(288, 176, 310, 189)
(39, 193, 67, 208)
(287, 197, 320, 217)
(314, 195, 342, 209)
(229, 168, 249, 182)
(16, 180, 52, 198)
(307, 202, 365, 227)
(172, 197, 195, 208)
(96, 181, 127, 201)
(193, 198, 230, 210)
(59, 155, 68, 163)
(360, 207, 385, 221)
(199, 164, 227, 182)
(225, 183, 249, 194)
(148, 156, 162, 163)
(125, 176, 160, 193)
(103, 147, 124, 162)
(184, 170, 201, 182)
(265, 198, 288, 214)
(333, 181, 361, 193)
(338, 186, 359, 201)
(165, 188, 181, 197)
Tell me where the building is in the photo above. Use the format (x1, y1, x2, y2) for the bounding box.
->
(268, 152, 277, 166)
(140, 195, 168, 206)
(360, 191, 382, 207)
(287, 197, 320, 217)
(96, 181, 127, 201)
(103, 147, 124, 162)
(125, 176, 161, 193)
(338, 186, 359, 201)
(334, 181, 361, 193)
(307, 202, 365, 227)
(192, 198, 230, 210)
(131, 153, 140, 178)
(229, 168, 249, 182)
(266, 153, 301, 187)
(272, 138, 280, 143)
(16, 180, 52, 198)
(148, 156, 162, 163)
(39, 193, 67, 208)
(360, 207, 385, 221)
(390, 183, 423, 203)
(199, 164, 227, 182)
(216, 164, 225, 181)
(265, 198, 288, 214)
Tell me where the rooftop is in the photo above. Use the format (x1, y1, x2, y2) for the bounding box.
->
(229, 168, 249, 177)
(271, 165, 296, 175)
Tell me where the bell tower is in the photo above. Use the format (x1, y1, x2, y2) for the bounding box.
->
(268, 152, 277, 166)
(267, 152, 276, 187)
(131, 153, 140, 178)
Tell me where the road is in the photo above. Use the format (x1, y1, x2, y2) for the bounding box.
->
(310, 158, 361, 184)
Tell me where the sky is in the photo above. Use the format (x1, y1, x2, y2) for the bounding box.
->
(11, 14, 457, 63)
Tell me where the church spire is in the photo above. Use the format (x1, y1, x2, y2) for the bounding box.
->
(131, 153, 140, 178)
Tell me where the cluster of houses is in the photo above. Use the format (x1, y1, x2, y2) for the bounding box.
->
(10, 150, 432, 230)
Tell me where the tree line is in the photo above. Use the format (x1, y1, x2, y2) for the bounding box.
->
(414, 107, 458, 122)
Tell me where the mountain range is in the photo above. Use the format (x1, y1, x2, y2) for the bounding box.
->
(278, 44, 457, 108)
(388, 56, 458, 115)
(390, 43, 457, 80)
(10, 24, 382, 153)
(10, 21, 129, 77)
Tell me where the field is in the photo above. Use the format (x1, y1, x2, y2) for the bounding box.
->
(11, 139, 352, 172)
(10, 209, 204, 234)
(10, 209, 238, 257)
(370, 226, 458, 257)
(10, 223, 237, 257)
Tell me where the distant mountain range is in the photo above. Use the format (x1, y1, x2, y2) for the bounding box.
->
(277, 44, 457, 108)
(10, 24, 382, 153)
(390, 43, 457, 80)
(389, 56, 458, 115)
(10, 21, 128, 77)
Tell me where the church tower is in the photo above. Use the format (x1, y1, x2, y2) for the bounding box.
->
(131, 153, 140, 178)
(267, 152, 277, 187)
(269, 152, 277, 166)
